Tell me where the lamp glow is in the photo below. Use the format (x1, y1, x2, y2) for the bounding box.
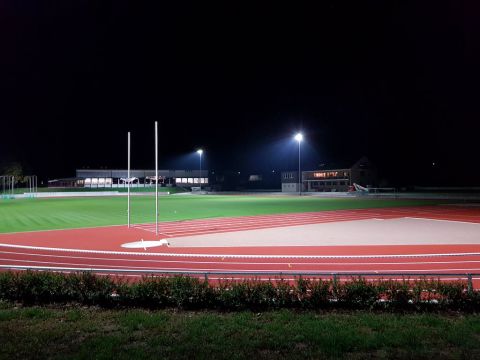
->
(293, 132, 303, 195)
(196, 149, 204, 190)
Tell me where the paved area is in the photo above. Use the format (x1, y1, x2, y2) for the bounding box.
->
(168, 218, 480, 247)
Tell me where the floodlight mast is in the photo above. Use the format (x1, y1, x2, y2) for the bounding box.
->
(197, 149, 203, 191)
(127, 132, 131, 228)
(155, 121, 159, 235)
(294, 133, 303, 195)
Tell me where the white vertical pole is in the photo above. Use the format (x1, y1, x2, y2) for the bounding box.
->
(155, 121, 159, 235)
(127, 132, 131, 228)
(199, 152, 202, 191)
(298, 142, 301, 196)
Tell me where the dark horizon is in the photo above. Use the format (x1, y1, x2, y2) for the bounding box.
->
(1, 1, 479, 187)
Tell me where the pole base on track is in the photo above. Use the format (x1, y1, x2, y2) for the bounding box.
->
(121, 239, 169, 249)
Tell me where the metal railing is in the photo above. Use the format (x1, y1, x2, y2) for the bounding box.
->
(2, 265, 478, 292)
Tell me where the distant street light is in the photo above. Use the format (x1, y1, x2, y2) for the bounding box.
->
(197, 149, 203, 190)
(294, 133, 303, 195)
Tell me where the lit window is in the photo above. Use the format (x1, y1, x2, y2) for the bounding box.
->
(188, 178, 193, 184)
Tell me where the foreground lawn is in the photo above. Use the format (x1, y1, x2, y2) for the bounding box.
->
(0, 195, 439, 233)
(0, 304, 479, 359)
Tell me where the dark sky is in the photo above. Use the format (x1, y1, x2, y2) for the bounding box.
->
(1, 1, 479, 185)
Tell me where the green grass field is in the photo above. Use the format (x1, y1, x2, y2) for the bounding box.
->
(1, 305, 479, 359)
(0, 195, 441, 233)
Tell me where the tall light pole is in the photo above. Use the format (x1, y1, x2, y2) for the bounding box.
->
(197, 149, 203, 191)
(127, 131, 131, 228)
(294, 133, 303, 195)
(155, 121, 159, 235)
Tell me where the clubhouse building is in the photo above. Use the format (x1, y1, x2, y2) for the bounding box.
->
(48, 169, 209, 188)
(281, 157, 377, 192)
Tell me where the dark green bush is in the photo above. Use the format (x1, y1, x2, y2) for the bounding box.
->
(116, 276, 171, 308)
(216, 280, 249, 310)
(11, 271, 72, 304)
(296, 277, 331, 308)
(0, 272, 17, 301)
(336, 278, 379, 309)
(380, 279, 414, 310)
(0, 271, 479, 312)
(62, 272, 117, 306)
(273, 279, 297, 308)
(169, 276, 213, 309)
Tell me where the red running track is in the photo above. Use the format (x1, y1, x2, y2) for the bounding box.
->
(1, 205, 480, 285)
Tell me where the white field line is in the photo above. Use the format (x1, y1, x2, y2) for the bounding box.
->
(0, 223, 128, 235)
(379, 207, 480, 216)
(1, 242, 480, 259)
(3, 250, 480, 266)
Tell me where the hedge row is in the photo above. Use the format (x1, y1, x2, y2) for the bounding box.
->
(1, 271, 479, 311)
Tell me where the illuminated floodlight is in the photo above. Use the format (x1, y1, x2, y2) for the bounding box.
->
(293, 132, 303, 195)
(196, 149, 204, 190)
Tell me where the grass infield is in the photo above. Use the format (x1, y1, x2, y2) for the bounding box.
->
(0, 195, 441, 233)
(0, 304, 479, 359)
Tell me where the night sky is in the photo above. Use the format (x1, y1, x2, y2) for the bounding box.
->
(1, 1, 479, 186)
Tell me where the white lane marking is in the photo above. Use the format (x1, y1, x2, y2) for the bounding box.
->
(2, 207, 477, 236)
(4, 258, 480, 272)
(133, 212, 381, 228)
(2, 264, 480, 273)
(405, 217, 480, 225)
(2, 250, 480, 266)
(0, 210, 382, 235)
(133, 215, 380, 235)
(133, 214, 376, 228)
(1, 243, 480, 259)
